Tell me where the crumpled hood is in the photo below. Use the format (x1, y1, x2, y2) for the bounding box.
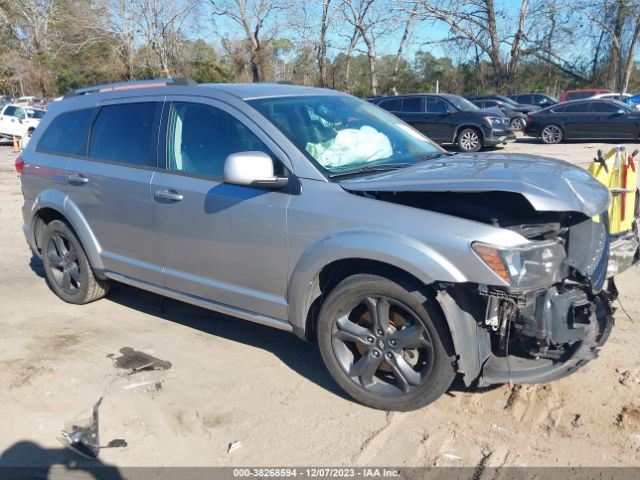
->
(339, 152, 611, 217)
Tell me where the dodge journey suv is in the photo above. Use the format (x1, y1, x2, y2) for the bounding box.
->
(18, 79, 639, 411)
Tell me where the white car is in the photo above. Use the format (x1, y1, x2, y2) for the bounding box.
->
(590, 92, 632, 101)
(0, 104, 46, 147)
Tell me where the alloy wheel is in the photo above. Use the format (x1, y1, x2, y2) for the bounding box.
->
(46, 232, 82, 295)
(460, 131, 480, 151)
(331, 295, 434, 397)
(541, 125, 562, 143)
(511, 117, 525, 131)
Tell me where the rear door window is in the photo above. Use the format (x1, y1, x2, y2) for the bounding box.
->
(37, 108, 95, 156)
(425, 98, 447, 113)
(3, 106, 17, 116)
(401, 97, 424, 113)
(88, 102, 161, 167)
(564, 102, 589, 113)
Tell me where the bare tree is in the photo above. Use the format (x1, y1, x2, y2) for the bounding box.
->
(416, 0, 540, 91)
(390, 2, 418, 95)
(101, 0, 140, 80)
(0, 0, 59, 93)
(210, 0, 283, 82)
(134, 0, 197, 77)
(584, 0, 640, 92)
(340, 0, 395, 95)
(317, 0, 333, 87)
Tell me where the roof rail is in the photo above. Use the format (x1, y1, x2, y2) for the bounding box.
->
(63, 77, 197, 98)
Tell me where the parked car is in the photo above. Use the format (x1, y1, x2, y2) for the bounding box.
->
(559, 88, 612, 102)
(17, 79, 636, 410)
(624, 94, 640, 110)
(469, 97, 528, 131)
(509, 93, 558, 107)
(467, 95, 540, 114)
(590, 92, 632, 101)
(375, 93, 515, 152)
(0, 104, 46, 148)
(523, 99, 639, 143)
(15, 96, 36, 105)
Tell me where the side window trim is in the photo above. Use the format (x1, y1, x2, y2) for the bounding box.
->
(160, 95, 294, 176)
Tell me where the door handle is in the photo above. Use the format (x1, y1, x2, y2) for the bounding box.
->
(154, 189, 184, 202)
(68, 174, 89, 185)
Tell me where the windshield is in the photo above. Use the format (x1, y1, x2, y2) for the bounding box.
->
(249, 95, 444, 175)
(25, 109, 45, 119)
(446, 96, 478, 111)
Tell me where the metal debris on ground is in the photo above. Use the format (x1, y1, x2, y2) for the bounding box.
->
(57, 397, 103, 458)
(228, 441, 243, 454)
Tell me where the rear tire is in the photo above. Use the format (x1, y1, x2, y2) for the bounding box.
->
(317, 274, 456, 411)
(510, 117, 525, 131)
(540, 124, 563, 144)
(41, 220, 110, 304)
(457, 127, 482, 152)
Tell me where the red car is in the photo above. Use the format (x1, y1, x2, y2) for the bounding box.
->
(559, 88, 612, 102)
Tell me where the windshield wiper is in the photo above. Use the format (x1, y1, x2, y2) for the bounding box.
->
(328, 163, 414, 178)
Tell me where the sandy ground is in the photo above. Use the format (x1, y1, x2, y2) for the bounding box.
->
(0, 136, 639, 471)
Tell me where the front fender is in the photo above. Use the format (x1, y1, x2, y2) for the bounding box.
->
(30, 189, 104, 271)
(287, 229, 468, 335)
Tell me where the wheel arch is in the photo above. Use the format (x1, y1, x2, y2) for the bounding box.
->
(287, 230, 467, 342)
(452, 124, 484, 144)
(29, 190, 104, 272)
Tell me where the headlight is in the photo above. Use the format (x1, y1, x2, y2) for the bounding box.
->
(482, 116, 504, 127)
(472, 240, 567, 289)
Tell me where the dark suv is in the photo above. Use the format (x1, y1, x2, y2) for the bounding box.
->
(374, 94, 515, 152)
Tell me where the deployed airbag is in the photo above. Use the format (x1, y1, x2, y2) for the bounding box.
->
(306, 126, 392, 168)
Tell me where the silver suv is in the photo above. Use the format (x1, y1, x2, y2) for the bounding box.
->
(18, 79, 639, 411)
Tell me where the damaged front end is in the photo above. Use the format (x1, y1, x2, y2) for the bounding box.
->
(439, 212, 635, 387)
(340, 153, 639, 387)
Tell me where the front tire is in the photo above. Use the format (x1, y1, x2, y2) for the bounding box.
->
(457, 127, 482, 152)
(540, 124, 563, 144)
(41, 220, 110, 304)
(317, 274, 456, 411)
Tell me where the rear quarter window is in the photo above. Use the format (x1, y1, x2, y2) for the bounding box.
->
(88, 102, 161, 167)
(37, 108, 95, 156)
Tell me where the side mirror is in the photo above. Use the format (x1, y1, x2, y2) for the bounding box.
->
(223, 151, 288, 188)
(446, 108, 456, 115)
(615, 108, 627, 115)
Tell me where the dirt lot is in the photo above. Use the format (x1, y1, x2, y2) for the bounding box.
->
(1, 137, 639, 470)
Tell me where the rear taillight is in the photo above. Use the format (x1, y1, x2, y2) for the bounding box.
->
(15, 155, 24, 174)
(526, 116, 532, 124)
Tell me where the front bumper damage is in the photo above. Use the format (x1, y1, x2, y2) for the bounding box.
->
(438, 216, 639, 388)
(438, 280, 619, 388)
